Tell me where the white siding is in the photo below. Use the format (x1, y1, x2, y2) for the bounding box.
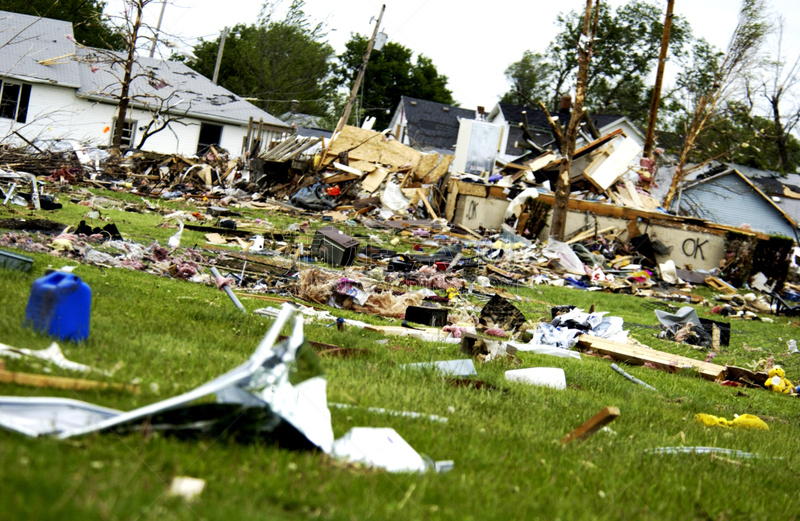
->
(0, 82, 249, 157)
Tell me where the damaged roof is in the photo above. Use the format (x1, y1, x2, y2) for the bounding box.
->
(0, 11, 289, 129)
(674, 166, 798, 238)
(76, 48, 290, 128)
(0, 11, 82, 87)
(400, 96, 476, 152)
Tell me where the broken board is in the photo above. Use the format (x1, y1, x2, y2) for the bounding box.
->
(560, 406, 620, 444)
(577, 335, 726, 381)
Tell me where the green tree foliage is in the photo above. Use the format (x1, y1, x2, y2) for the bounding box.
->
(2, 0, 124, 50)
(503, 1, 691, 126)
(188, 1, 335, 118)
(336, 34, 454, 130)
(668, 102, 800, 173)
(500, 51, 551, 106)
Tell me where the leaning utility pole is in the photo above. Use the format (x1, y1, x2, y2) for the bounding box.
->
(643, 0, 674, 158)
(212, 26, 229, 85)
(148, 0, 168, 58)
(320, 4, 385, 166)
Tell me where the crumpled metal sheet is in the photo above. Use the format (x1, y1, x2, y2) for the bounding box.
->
(0, 304, 334, 451)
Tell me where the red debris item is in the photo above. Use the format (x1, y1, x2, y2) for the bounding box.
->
(326, 185, 341, 196)
(434, 261, 449, 272)
(413, 244, 424, 252)
(485, 327, 506, 338)
(711, 305, 723, 314)
(719, 380, 741, 387)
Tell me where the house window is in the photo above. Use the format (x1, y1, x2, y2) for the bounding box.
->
(196, 123, 223, 154)
(0, 81, 31, 123)
(111, 118, 137, 147)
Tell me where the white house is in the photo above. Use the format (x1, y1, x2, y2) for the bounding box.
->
(0, 11, 292, 156)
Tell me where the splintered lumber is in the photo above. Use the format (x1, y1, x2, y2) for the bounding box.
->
(705, 276, 738, 295)
(361, 167, 389, 193)
(0, 369, 139, 393)
(577, 335, 726, 381)
(418, 188, 439, 218)
(566, 226, 616, 245)
(561, 406, 620, 444)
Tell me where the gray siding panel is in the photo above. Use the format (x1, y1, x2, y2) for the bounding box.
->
(678, 174, 797, 238)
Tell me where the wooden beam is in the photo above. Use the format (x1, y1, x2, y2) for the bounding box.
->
(561, 406, 620, 443)
(576, 335, 726, 381)
(0, 369, 139, 393)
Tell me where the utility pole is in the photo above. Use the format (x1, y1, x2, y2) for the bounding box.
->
(320, 4, 385, 166)
(212, 26, 229, 85)
(149, 0, 168, 58)
(643, 0, 674, 158)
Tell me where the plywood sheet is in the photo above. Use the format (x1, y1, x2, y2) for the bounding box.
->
(417, 153, 454, 183)
(361, 167, 389, 193)
(327, 126, 421, 171)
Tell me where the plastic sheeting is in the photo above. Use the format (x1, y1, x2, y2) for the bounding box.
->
(0, 304, 335, 451)
(543, 239, 585, 274)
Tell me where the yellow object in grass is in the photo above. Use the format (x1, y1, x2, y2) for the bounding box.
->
(695, 413, 769, 431)
(764, 366, 794, 394)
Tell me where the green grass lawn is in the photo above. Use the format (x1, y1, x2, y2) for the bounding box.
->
(1, 191, 800, 520)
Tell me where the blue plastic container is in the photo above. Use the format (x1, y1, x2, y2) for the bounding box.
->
(25, 272, 92, 342)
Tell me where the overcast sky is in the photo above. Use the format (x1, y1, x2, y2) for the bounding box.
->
(114, 0, 800, 111)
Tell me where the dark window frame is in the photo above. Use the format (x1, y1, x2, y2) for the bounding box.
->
(0, 80, 31, 123)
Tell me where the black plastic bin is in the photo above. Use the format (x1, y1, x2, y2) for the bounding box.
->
(311, 226, 359, 266)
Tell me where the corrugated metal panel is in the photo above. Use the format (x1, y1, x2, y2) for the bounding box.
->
(677, 173, 797, 238)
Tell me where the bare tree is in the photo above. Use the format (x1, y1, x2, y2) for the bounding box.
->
(759, 17, 800, 172)
(663, 0, 770, 208)
(134, 91, 193, 149)
(550, 0, 600, 241)
(70, 0, 204, 152)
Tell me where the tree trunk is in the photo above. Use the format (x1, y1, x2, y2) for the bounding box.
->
(772, 98, 789, 172)
(112, 2, 144, 149)
(551, 0, 597, 241)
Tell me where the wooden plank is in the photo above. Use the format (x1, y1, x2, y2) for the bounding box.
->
(561, 406, 620, 444)
(445, 179, 459, 221)
(0, 369, 139, 393)
(625, 182, 644, 209)
(361, 167, 389, 193)
(577, 335, 726, 381)
(566, 226, 616, 245)
(323, 171, 360, 184)
(418, 188, 439, 219)
(333, 161, 363, 177)
(706, 276, 738, 295)
(525, 151, 557, 172)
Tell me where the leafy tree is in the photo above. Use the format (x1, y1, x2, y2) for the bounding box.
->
(546, 0, 691, 127)
(668, 102, 800, 172)
(2, 0, 124, 50)
(753, 18, 800, 173)
(188, 1, 335, 118)
(500, 51, 551, 106)
(663, 0, 770, 207)
(336, 34, 454, 130)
